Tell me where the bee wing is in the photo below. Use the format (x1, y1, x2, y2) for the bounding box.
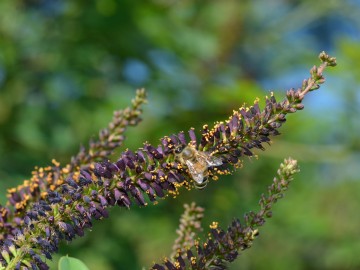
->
(185, 160, 205, 184)
(206, 155, 223, 167)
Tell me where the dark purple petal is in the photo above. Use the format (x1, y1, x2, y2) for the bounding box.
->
(164, 261, 176, 270)
(177, 132, 186, 145)
(80, 170, 92, 180)
(124, 149, 136, 160)
(170, 134, 179, 145)
(75, 204, 85, 215)
(146, 187, 156, 201)
(90, 190, 98, 197)
(96, 206, 109, 218)
(57, 222, 68, 232)
(186, 250, 194, 261)
(74, 226, 84, 237)
(188, 128, 197, 144)
(227, 155, 238, 164)
(229, 115, 239, 133)
(167, 172, 178, 183)
(94, 163, 113, 179)
(241, 147, 253, 156)
(176, 255, 186, 268)
(135, 166, 143, 174)
(152, 264, 166, 270)
(130, 186, 146, 206)
(116, 159, 126, 171)
(214, 129, 221, 139)
(124, 177, 132, 188)
(224, 250, 238, 262)
(98, 195, 108, 207)
(117, 192, 131, 208)
(66, 178, 78, 189)
(78, 176, 92, 186)
(137, 150, 146, 163)
(123, 157, 135, 170)
(150, 182, 164, 197)
(137, 179, 149, 191)
(83, 195, 91, 204)
(113, 188, 121, 202)
(144, 172, 153, 181)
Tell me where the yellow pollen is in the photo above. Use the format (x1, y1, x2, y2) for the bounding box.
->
(7, 188, 16, 193)
(210, 221, 218, 229)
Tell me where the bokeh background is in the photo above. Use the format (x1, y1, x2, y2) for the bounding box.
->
(1, 0, 360, 269)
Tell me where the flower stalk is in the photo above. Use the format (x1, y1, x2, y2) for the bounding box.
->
(0, 89, 147, 240)
(152, 158, 300, 270)
(0, 52, 336, 269)
(171, 203, 205, 260)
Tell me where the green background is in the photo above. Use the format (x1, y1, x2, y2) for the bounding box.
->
(0, 1, 359, 269)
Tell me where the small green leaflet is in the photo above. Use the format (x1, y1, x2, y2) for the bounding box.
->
(58, 256, 90, 270)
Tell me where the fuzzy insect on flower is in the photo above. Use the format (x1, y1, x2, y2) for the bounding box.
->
(175, 145, 223, 189)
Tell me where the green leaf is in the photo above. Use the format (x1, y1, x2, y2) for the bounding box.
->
(58, 256, 90, 270)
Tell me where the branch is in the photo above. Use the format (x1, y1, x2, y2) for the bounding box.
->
(152, 158, 300, 270)
(1, 89, 146, 240)
(0, 52, 336, 269)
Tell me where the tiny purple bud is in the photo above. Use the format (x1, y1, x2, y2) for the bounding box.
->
(177, 132, 186, 145)
(137, 179, 149, 191)
(150, 182, 164, 197)
(124, 157, 135, 170)
(113, 188, 122, 202)
(98, 195, 108, 207)
(188, 128, 197, 144)
(152, 264, 166, 270)
(137, 151, 146, 163)
(144, 172, 153, 181)
(241, 147, 253, 156)
(116, 159, 126, 171)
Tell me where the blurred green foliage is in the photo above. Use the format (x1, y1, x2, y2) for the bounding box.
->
(58, 256, 89, 270)
(1, 0, 360, 269)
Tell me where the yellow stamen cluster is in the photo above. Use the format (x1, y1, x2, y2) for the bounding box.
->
(209, 221, 218, 229)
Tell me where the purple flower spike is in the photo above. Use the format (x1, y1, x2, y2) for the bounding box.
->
(1, 54, 336, 269)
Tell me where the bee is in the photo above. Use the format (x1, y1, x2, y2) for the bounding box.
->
(176, 145, 223, 189)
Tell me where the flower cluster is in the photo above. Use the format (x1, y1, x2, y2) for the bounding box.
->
(0, 89, 147, 240)
(0, 52, 336, 269)
(152, 158, 300, 270)
(170, 203, 205, 260)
